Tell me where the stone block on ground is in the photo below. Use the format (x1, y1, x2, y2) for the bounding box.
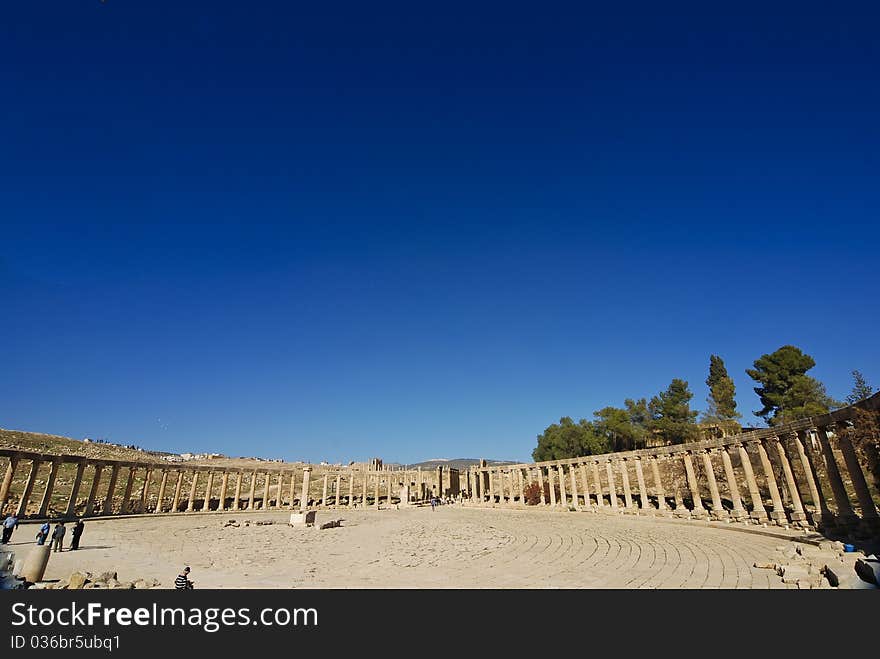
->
(853, 556, 880, 585)
(67, 571, 90, 590)
(289, 511, 316, 527)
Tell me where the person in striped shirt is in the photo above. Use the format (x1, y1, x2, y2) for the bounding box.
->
(175, 566, 194, 589)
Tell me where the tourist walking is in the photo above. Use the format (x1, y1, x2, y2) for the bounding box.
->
(51, 522, 66, 552)
(36, 521, 51, 545)
(175, 566, 194, 590)
(70, 519, 85, 550)
(1, 514, 18, 543)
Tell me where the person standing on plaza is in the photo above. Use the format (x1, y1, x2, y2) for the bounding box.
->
(1, 514, 18, 544)
(51, 522, 66, 552)
(70, 519, 85, 550)
(36, 521, 50, 545)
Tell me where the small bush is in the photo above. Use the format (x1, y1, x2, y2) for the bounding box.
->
(523, 481, 542, 505)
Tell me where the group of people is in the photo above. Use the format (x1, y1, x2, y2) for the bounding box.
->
(1, 514, 85, 552)
(36, 519, 85, 551)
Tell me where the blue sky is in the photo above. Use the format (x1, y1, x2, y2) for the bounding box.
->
(2, 1, 878, 464)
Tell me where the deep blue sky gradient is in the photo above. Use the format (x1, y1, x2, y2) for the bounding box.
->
(2, 2, 878, 463)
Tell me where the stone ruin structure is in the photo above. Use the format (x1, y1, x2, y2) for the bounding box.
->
(1, 393, 878, 543)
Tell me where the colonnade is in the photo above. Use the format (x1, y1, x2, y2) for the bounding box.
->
(0, 458, 458, 520)
(464, 395, 880, 538)
(1, 394, 876, 542)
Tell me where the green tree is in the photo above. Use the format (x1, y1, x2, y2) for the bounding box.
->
(845, 370, 875, 405)
(649, 379, 698, 444)
(701, 355, 741, 435)
(746, 345, 839, 426)
(593, 398, 650, 451)
(532, 417, 609, 462)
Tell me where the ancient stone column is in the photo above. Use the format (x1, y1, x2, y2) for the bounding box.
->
(232, 472, 243, 511)
(66, 461, 86, 517)
(262, 472, 270, 510)
(202, 472, 214, 512)
(186, 471, 199, 513)
(682, 452, 706, 518)
(348, 472, 355, 507)
(489, 469, 496, 505)
(650, 456, 666, 511)
(634, 457, 649, 510)
(814, 426, 857, 528)
(833, 424, 880, 530)
(605, 461, 617, 509)
(155, 470, 169, 514)
(536, 467, 546, 505)
(387, 472, 393, 506)
(335, 474, 342, 507)
(579, 464, 591, 506)
(103, 464, 121, 516)
(171, 470, 184, 512)
(85, 464, 104, 517)
(557, 465, 567, 507)
(791, 430, 830, 525)
(547, 467, 557, 506)
(569, 463, 579, 508)
(300, 466, 311, 511)
(770, 436, 806, 524)
(361, 472, 368, 506)
(139, 469, 153, 513)
(618, 460, 633, 510)
(755, 439, 786, 524)
(16, 459, 42, 517)
(0, 455, 19, 511)
(247, 471, 257, 510)
(321, 474, 329, 507)
(700, 450, 726, 519)
(592, 462, 603, 507)
(37, 459, 61, 518)
(273, 472, 283, 509)
(720, 447, 746, 519)
(219, 472, 229, 512)
(120, 467, 136, 514)
(736, 443, 767, 522)
(288, 473, 297, 510)
(373, 473, 379, 507)
(517, 468, 524, 505)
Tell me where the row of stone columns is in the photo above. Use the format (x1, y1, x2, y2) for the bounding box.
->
(465, 424, 879, 535)
(0, 458, 326, 518)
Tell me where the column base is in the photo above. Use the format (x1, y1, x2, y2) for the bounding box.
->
(769, 510, 788, 524)
(730, 508, 748, 520)
(710, 509, 729, 521)
(750, 510, 768, 522)
(689, 508, 708, 520)
(788, 511, 807, 522)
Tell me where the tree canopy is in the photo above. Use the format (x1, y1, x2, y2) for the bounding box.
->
(746, 345, 838, 426)
(593, 398, 650, 452)
(649, 378, 699, 444)
(532, 417, 609, 462)
(846, 370, 875, 405)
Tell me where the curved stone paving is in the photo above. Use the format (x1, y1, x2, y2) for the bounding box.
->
(30, 506, 800, 588)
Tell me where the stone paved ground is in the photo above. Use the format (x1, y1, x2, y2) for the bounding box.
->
(21, 505, 803, 588)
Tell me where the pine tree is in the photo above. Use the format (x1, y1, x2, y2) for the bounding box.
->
(746, 345, 839, 426)
(845, 370, 875, 405)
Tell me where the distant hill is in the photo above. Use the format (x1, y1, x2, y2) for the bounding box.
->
(391, 458, 519, 470)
